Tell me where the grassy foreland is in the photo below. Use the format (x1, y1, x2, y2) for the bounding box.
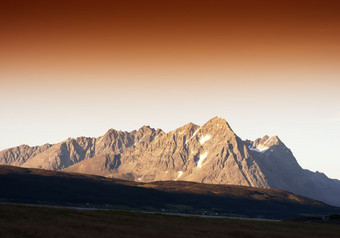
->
(0, 204, 339, 238)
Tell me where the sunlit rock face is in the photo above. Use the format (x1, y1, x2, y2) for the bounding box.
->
(1, 116, 340, 207)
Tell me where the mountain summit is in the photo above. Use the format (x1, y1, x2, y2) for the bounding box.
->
(1, 117, 339, 206)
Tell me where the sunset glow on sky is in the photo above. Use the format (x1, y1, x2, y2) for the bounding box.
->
(0, 0, 339, 178)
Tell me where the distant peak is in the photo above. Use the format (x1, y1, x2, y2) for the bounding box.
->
(65, 137, 75, 142)
(186, 122, 197, 126)
(209, 116, 226, 123)
(203, 116, 234, 132)
(249, 135, 285, 153)
(259, 135, 281, 146)
(182, 122, 199, 130)
(155, 128, 164, 134)
(170, 122, 199, 135)
(105, 128, 118, 135)
(138, 125, 153, 132)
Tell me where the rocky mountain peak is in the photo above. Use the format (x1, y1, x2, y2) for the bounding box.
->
(182, 122, 199, 130)
(259, 135, 281, 146)
(0, 144, 52, 166)
(248, 135, 285, 153)
(134, 126, 163, 145)
(137, 125, 152, 132)
(102, 129, 120, 139)
(203, 116, 234, 132)
(207, 116, 230, 125)
(198, 116, 236, 142)
(170, 122, 199, 136)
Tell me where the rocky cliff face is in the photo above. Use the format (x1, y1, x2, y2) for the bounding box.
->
(102, 117, 269, 188)
(0, 144, 52, 166)
(19, 126, 163, 170)
(1, 117, 339, 206)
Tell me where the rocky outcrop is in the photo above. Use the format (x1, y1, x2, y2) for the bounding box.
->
(0, 144, 52, 166)
(21, 126, 163, 170)
(103, 117, 269, 188)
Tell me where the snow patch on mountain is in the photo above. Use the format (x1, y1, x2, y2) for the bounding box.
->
(186, 127, 201, 144)
(199, 135, 211, 145)
(175, 171, 183, 180)
(197, 152, 208, 168)
(191, 128, 201, 139)
(249, 146, 268, 153)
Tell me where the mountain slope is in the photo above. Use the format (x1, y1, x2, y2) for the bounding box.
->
(21, 126, 163, 170)
(1, 165, 339, 219)
(1, 116, 339, 206)
(67, 117, 269, 188)
(247, 135, 340, 207)
(0, 144, 52, 166)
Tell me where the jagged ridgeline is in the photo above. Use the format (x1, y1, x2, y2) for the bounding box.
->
(1, 117, 340, 207)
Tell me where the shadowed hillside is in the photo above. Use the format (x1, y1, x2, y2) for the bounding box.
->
(0, 165, 339, 219)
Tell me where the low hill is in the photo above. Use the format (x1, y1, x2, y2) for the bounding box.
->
(0, 165, 339, 219)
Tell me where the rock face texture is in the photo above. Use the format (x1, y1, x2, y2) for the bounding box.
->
(1, 117, 339, 206)
(20, 126, 163, 171)
(0, 144, 52, 166)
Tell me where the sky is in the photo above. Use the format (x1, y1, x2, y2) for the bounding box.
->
(0, 0, 339, 179)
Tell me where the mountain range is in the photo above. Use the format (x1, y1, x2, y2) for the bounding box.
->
(1, 117, 339, 206)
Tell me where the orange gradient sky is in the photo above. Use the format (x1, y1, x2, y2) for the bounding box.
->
(0, 0, 339, 178)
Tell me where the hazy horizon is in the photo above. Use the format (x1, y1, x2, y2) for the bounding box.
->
(0, 0, 339, 179)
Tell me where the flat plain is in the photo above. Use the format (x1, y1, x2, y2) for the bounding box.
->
(0, 204, 340, 238)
